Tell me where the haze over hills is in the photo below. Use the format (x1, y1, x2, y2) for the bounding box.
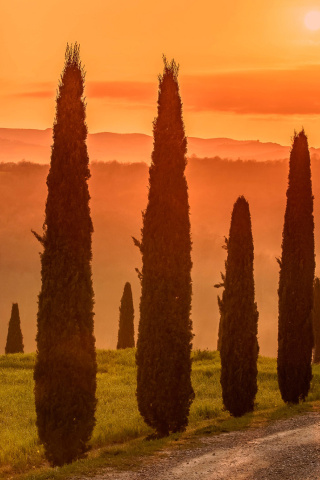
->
(1, 127, 320, 164)
(1, 156, 320, 358)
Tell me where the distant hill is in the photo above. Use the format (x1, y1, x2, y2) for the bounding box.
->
(1, 127, 320, 163)
(1, 156, 320, 357)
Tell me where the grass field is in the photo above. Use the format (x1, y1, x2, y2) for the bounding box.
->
(1, 349, 320, 480)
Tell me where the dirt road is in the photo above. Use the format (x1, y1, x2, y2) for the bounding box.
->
(84, 412, 320, 480)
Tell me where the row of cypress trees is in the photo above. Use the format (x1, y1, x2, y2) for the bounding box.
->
(30, 44, 194, 464)
(4, 281, 135, 354)
(215, 128, 317, 417)
(3, 281, 134, 354)
(9, 41, 319, 465)
(2, 283, 134, 354)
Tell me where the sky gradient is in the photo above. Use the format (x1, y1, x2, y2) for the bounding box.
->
(2, 0, 320, 145)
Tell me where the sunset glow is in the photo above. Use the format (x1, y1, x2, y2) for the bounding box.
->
(1, 1, 320, 145)
(304, 10, 320, 30)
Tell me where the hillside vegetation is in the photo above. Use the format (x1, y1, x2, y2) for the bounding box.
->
(2, 157, 320, 356)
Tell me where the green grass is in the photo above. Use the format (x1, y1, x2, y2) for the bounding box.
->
(1, 349, 320, 480)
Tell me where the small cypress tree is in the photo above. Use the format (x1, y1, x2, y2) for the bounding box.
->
(313, 277, 320, 364)
(277, 129, 314, 403)
(5, 303, 24, 354)
(33, 44, 97, 466)
(219, 196, 259, 417)
(135, 57, 194, 436)
(117, 282, 135, 349)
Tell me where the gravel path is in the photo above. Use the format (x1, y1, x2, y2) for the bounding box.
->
(77, 413, 320, 480)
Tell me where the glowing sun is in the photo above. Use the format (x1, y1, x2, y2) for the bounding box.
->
(305, 10, 320, 30)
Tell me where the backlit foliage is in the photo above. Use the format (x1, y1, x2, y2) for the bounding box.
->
(277, 130, 315, 403)
(34, 43, 97, 466)
(219, 196, 259, 417)
(135, 57, 194, 435)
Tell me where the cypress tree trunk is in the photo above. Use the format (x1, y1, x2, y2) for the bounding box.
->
(313, 277, 320, 364)
(219, 196, 259, 417)
(117, 282, 135, 349)
(5, 303, 24, 354)
(277, 130, 314, 403)
(135, 58, 194, 436)
(34, 44, 97, 466)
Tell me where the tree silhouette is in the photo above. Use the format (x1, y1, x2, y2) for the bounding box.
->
(117, 282, 135, 349)
(312, 277, 320, 363)
(135, 57, 194, 436)
(33, 43, 97, 466)
(215, 238, 227, 352)
(277, 130, 314, 403)
(5, 303, 24, 354)
(218, 196, 259, 417)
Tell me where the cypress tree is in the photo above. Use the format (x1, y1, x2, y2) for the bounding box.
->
(135, 57, 194, 436)
(33, 44, 97, 466)
(117, 282, 135, 349)
(5, 303, 24, 354)
(219, 196, 259, 417)
(313, 277, 320, 364)
(277, 129, 314, 403)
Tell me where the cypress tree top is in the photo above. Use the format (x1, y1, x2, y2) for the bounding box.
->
(152, 58, 186, 167)
(277, 129, 314, 403)
(45, 44, 92, 249)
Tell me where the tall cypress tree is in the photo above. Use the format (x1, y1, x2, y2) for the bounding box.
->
(277, 129, 314, 403)
(219, 196, 259, 417)
(135, 57, 194, 436)
(117, 282, 135, 349)
(312, 277, 320, 364)
(33, 44, 97, 466)
(5, 303, 24, 354)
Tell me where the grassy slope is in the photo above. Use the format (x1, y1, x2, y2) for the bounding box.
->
(1, 350, 320, 480)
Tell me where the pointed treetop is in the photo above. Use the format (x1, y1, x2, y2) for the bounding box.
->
(57, 42, 85, 101)
(157, 55, 180, 101)
(291, 128, 309, 152)
(292, 127, 307, 140)
(234, 195, 250, 210)
(157, 55, 181, 97)
(160, 55, 179, 82)
(287, 128, 312, 195)
(230, 196, 251, 232)
(152, 55, 186, 170)
(65, 42, 81, 67)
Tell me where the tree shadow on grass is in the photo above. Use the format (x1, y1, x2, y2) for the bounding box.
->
(194, 411, 255, 436)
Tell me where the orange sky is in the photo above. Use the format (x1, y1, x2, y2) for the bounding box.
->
(2, 0, 320, 145)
